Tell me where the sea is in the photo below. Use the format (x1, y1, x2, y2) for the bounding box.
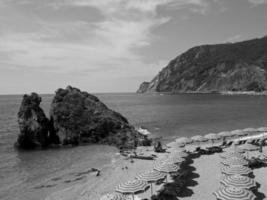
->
(1, 93, 267, 199)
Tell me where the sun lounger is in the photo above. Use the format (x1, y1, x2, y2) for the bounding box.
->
(223, 141, 233, 147)
(249, 156, 267, 168)
(207, 146, 223, 153)
(195, 147, 208, 154)
(220, 141, 227, 146)
(249, 139, 256, 144)
(235, 140, 243, 145)
(255, 139, 261, 145)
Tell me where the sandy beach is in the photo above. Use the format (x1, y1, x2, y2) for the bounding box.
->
(45, 138, 267, 200)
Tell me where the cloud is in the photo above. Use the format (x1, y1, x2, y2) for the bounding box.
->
(0, 0, 219, 92)
(167, 0, 211, 14)
(248, 0, 267, 6)
(0, 0, 172, 71)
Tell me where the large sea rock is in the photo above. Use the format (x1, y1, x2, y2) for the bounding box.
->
(16, 93, 59, 149)
(49, 86, 148, 149)
(137, 35, 267, 93)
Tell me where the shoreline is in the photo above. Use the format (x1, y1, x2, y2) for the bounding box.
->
(44, 129, 267, 200)
(137, 91, 267, 95)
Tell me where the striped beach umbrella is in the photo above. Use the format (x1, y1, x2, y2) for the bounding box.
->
(165, 155, 185, 164)
(257, 127, 267, 132)
(100, 193, 126, 200)
(220, 175, 256, 190)
(154, 161, 179, 182)
(226, 147, 245, 154)
(240, 143, 259, 151)
(243, 128, 258, 134)
(167, 142, 185, 149)
(173, 151, 189, 158)
(240, 143, 259, 158)
(247, 138, 256, 144)
(231, 130, 247, 137)
(175, 137, 192, 144)
(204, 133, 221, 140)
(220, 152, 245, 159)
(135, 170, 166, 195)
(221, 165, 252, 176)
(221, 157, 249, 166)
(213, 186, 256, 200)
(218, 131, 232, 138)
(191, 135, 208, 142)
(174, 142, 186, 148)
(154, 161, 180, 173)
(116, 180, 149, 200)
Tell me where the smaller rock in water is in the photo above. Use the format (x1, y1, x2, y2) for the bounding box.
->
(16, 93, 59, 149)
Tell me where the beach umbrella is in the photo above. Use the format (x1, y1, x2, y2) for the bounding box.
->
(154, 160, 180, 172)
(191, 135, 208, 142)
(175, 137, 192, 144)
(221, 157, 248, 166)
(231, 130, 247, 137)
(204, 133, 221, 145)
(243, 128, 258, 135)
(226, 146, 245, 154)
(257, 127, 267, 132)
(165, 155, 185, 164)
(167, 142, 185, 149)
(221, 165, 252, 176)
(220, 175, 256, 190)
(218, 131, 232, 138)
(173, 142, 186, 148)
(100, 193, 126, 200)
(204, 133, 221, 141)
(240, 143, 259, 158)
(247, 138, 255, 144)
(135, 170, 166, 195)
(173, 151, 189, 158)
(220, 152, 245, 159)
(240, 143, 259, 151)
(116, 180, 149, 200)
(213, 186, 256, 200)
(154, 161, 179, 182)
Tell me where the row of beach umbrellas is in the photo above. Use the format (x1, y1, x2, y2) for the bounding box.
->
(213, 146, 257, 200)
(100, 148, 187, 200)
(175, 127, 267, 145)
(100, 127, 265, 200)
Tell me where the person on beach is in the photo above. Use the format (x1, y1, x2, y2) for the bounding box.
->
(154, 141, 165, 153)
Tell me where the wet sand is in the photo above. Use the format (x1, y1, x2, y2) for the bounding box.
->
(45, 146, 169, 200)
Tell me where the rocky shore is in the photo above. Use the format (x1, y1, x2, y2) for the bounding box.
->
(16, 86, 151, 150)
(137, 35, 267, 94)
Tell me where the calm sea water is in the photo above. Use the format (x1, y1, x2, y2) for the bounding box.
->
(1, 93, 267, 199)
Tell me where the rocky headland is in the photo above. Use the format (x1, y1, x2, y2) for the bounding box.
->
(16, 86, 150, 150)
(137, 35, 267, 93)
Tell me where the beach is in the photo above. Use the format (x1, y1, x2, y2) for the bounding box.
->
(45, 138, 267, 200)
(2, 94, 267, 200)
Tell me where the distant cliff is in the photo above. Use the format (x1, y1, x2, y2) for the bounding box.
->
(137, 36, 267, 93)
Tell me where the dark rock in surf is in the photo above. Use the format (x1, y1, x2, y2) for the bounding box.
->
(50, 86, 149, 148)
(16, 93, 59, 149)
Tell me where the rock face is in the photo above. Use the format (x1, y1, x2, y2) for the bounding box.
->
(50, 86, 146, 148)
(137, 36, 267, 93)
(17, 87, 149, 149)
(17, 93, 59, 149)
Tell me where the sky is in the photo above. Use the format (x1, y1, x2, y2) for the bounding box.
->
(0, 0, 266, 94)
